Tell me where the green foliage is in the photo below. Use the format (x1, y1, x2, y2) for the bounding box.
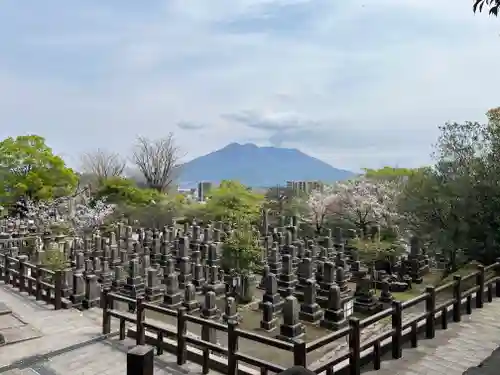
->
(221, 222, 262, 275)
(363, 167, 423, 181)
(398, 112, 500, 267)
(42, 249, 67, 271)
(0, 135, 78, 203)
(350, 238, 406, 263)
(93, 177, 162, 207)
(204, 180, 264, 224)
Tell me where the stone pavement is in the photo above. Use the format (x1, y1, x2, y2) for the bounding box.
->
(362, 298, 500, 375)
(0, 283, 216, 375)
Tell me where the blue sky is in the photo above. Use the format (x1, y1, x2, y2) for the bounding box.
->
(1, 0, 500, 172)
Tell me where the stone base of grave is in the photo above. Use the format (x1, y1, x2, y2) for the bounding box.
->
(296, 280, 309, 292)
(192, 278, 205, 291)
(259, 301, 283, 314)
(278, 286, 296, 298)
(260, 318, 278, 332)
(201, 309, 219, 321)
(162, 293, 182, 309)
(318, 283, 335, 297)
(260, 293, 281, 306)
(278, 277, 298, 289)
(122, 284, 146, 301)
(321, 310, 347, 331)
(125, 276, 143, 287)
(379, 293, 394, 304)
(338, 283, 350, 296)
(203, 283, 225, 296)
(183, 299, 200, 312)
(354, 298, 382, 314)
(269, 265, 282, 276)
(277, 323, 305, 342)
(70, 293, 85, 309)
(82, 297, 100, 309)
(350, 270, 367, 283)
(299, 304, 324, 323)
(145, 287, 164, 303)
(178, 274, 192, 290)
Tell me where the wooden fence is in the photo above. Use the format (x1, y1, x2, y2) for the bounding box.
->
(102, 260, 500, 375)
(0, 253, 63, 310)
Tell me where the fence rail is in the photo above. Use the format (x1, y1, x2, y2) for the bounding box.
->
(0, 253, 63, 309)
(101, 260, 500, 375)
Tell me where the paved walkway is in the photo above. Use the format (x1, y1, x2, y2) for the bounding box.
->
(362, 298, 500, 375)
(0, 283, 216, 375)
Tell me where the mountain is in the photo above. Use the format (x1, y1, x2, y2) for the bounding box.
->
(179, 143, 355, 188)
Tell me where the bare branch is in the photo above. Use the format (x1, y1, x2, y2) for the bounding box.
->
(131, 134, 182, 193)
(80, 149, 126, 185)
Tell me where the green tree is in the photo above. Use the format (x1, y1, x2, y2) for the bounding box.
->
(400, 112, 500, 270)
(93, 177, 161, 207)
(363, 167, 422, 181)
(473, 0, 499, 16)
(204, 180, 264, 224)
(0, 135, 78, 203)
(221, 221, 261, 275)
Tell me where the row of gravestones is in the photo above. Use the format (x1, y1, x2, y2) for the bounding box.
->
(2, 219, 421, 334)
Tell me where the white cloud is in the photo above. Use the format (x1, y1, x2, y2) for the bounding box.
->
(0, 0, 499, 172)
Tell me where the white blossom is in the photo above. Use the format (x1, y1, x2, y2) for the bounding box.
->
(332, 178, 400, 229)
(20, 196, 114, 236)
(306, 178, 401, 233)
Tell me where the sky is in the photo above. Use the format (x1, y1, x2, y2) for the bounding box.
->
(1, 0, 500, 172)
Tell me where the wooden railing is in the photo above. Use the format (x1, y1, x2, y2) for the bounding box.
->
(0, 253, 63, 310)
(102, 260, 500, 375)
(102, 291, 296, 374)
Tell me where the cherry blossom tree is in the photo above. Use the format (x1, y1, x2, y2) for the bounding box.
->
(331, 178, 401, 236)
(306, 185, 340, 234)
(306, 178, 401, 236)
(21, 195, 114, 237)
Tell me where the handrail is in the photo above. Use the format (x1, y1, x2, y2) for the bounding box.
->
(102, 260, 500, 375)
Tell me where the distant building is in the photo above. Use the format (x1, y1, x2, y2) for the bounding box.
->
(197, 181, 213, 201)
(286, 180, 323, 195)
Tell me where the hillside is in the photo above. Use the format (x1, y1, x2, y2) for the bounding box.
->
(179, 143, 354, 187)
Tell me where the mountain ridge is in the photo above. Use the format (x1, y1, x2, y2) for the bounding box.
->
(179, 142, 354, 188)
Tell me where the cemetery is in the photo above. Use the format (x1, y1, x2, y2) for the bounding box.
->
(2, 126, 500, 374)
(1, 202, 499, 375)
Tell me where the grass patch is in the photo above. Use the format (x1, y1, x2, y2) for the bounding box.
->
(374, 288, 422, 301)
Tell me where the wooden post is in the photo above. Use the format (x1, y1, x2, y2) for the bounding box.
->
(18, 256, 26, 292)
(293, 340, 307, 368)
(425, 286, 436, 339)
(227, 320, 239, 375)
(348, 317, 361, 375)
(136, 296, 145, 345)
(102, 288, 111, 335)
(391, 301, 402, 359)
(176, 307, 187, 365)
(3, 256, 10, 285)
(54, 270, 62, 310)
(35, 266, 42, 300)
(453, 275, 462, 322)
(495, 258, 500, 297)
(127, 345, 154, 375)
(476, 265, 485, 309)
